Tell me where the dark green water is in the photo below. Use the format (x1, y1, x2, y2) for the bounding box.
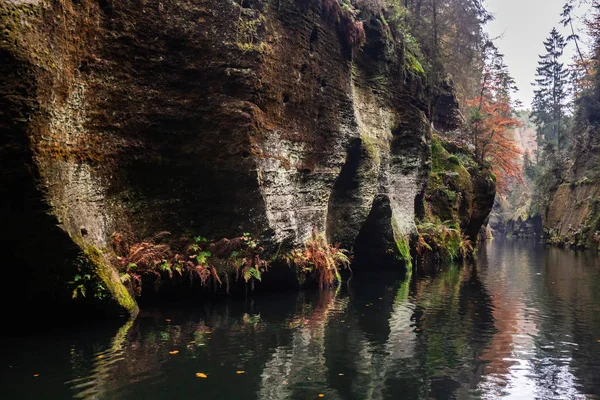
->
(3, 239, 600, 399)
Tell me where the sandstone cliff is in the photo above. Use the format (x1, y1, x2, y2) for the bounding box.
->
(1, 0, 493, 316)
(543, 105, 600, 249)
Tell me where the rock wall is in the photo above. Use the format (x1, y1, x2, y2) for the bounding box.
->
(544, 182, 600, 248)
(1, 0, 490, 315)
(543, 109, 600, 248)
(424, 136, 496, 241)
(488, 186, 542, 239)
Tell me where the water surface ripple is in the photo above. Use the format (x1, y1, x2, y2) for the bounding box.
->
(2, 239, 600, 399)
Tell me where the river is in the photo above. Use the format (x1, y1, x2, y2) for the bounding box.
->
(2, 239, 600, 399)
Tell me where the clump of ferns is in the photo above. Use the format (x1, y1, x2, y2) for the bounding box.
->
(416, 221, 473, 263)
(112, 232, 267, 296)
(286, 230, 351, 289)
(204, 233, 268, 292)
(112, 231, 173, 296)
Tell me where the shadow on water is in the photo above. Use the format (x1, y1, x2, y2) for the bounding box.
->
(2, 239, 600, 399)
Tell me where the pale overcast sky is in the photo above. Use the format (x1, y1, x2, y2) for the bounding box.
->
(484, 0, 589, 109)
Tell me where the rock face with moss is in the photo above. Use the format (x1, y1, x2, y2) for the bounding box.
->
(415, 135, 495, 264)
(543, 116, 600, 249)
(1, 0, 493, 315)
(489, 194, 542, 239)
(544, 181, 600, 249)
(423, 136, 495, 239)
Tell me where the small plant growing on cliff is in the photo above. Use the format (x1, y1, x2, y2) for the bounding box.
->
(321, 0, 367, 50)
(68, 252, 111, 301)
(417, 221, 473, 263)
(286, 230, 351, 289)
(113, 231, 267, 295)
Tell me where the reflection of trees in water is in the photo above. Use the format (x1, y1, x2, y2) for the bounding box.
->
(477, 240, 600, 399)
(533, 247, 600, 398)
(13, 241, 600, 399)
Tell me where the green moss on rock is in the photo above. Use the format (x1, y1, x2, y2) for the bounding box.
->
(83, 245, 139, 317)
(394, 234, 412, 268)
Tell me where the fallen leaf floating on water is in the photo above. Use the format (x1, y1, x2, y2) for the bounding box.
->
(318, 394, 325, 398)
(204, 331, 212, 334)
(169, 350, 179, 355)
(33, 374, 39, 377)
(166, 319, 172, 322)
(97, 355, 104, 359)
(236, 370, 246, 374)
(196, 372, 208, 378)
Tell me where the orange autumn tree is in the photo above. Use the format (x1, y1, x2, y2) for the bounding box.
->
(466, 43, 522, 193)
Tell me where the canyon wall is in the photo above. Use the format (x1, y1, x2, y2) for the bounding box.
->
(543, 106, 600, 249)
(0, 0, 492, 316)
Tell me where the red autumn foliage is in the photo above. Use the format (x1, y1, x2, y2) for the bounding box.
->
(467, 97, 522, 193)
(466, 47, 523, 194)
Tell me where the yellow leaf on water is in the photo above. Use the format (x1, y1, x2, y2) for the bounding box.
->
(196, 372, 208, 378)
(318, 394, 325, 398)
(204, 331, 212, 334)
(236, 370, 246, 374)
(97, 355, 104, 359)
(33, 374, 39, 377)
(169, 350, 179, 355)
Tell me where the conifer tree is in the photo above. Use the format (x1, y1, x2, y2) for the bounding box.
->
(531, 28, 571, 150)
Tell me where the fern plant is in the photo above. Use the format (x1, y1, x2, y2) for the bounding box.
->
(416, 221, 474, 263)
(286, 230, 351, 289)
(112, 231, 268, 296)
(68, 253, 110, 300)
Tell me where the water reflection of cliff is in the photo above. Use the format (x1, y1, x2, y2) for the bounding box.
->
(61, 264, 498, 399)
(5, 240, 600, 399)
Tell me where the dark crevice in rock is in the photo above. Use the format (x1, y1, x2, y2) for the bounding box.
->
(326, 138, 375, 249)
(352, 195, 404, 270)
(0, 51, 70, 312)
